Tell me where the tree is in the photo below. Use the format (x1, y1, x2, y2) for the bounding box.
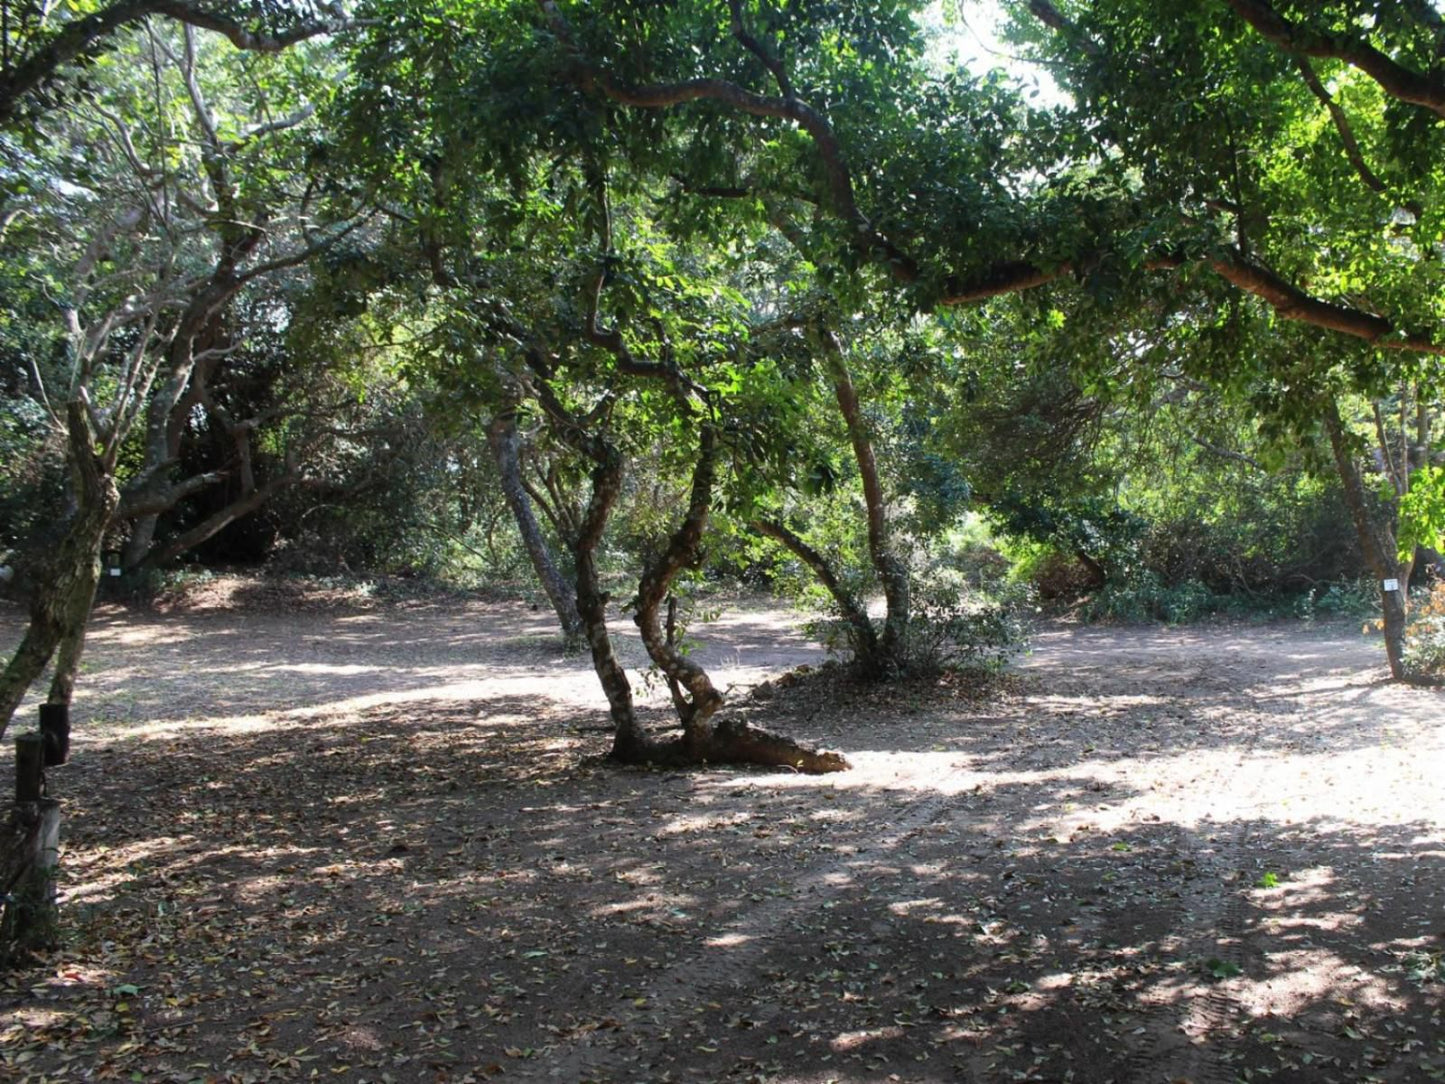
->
(529, 0, 1445, 350)
(0, 21, 352, 735)
(1010, 0, 1445, 677)
(330, 2, 850, 766)
(0, 0, 355, 128)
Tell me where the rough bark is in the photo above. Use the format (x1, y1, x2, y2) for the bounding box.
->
(563, 442, 643, 757)
(1322, 401, 1410, 681)
(0, 404, 119, 739)
(623, 430, 850, 774)
(486, 409, 583, 649)
(536, 386, 849, 773)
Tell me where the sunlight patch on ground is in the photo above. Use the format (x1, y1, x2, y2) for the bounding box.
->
(1237, 948, 1406, 1017)
(268, 663, 384, 677)
(655, 810, 751, 836)
(830, 1025, 905, 1052)
(703, 932, 755, 949)
(61, 835, 198, 905)
(85, 625, 198, 648)
(888, 896, 944, 917)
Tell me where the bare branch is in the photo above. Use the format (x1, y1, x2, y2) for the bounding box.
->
(1293, 57, 1388, 196)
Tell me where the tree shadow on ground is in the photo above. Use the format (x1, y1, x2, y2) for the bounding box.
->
(2, 644, 1442, 1084)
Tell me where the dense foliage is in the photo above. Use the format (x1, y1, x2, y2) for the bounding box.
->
(4, 0, 1445, 743)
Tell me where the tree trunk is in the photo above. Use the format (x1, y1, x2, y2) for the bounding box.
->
(139, 474, 291, 571)
(121, 512, 159, 570)
(633, 429, 725, 744)
(487, 409, 583, 649)
(564, 443, 645, 756)
(752, 517, 881, 674)
(0, 404, 119, 739)
(821, 329, 909, 663)
(623, 429, 851, 774)
(1323, 401, 1410, 680)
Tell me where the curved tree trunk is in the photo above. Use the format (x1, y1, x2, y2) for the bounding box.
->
(0, 404, 120, 739)
(820, 328, 909, 663)
(553, 418, 848, 773)
(752, 517, 881, 674)
(820, 326, 907, 670)
(564, 443, 644, 757)
(633, 428, 726, 744)
(1323, 401, 1412, 681)
(626, 429, 850, 772)
(487, 408, 583, 649)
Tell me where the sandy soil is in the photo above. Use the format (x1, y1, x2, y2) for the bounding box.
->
(1, 587, 1443, 1083)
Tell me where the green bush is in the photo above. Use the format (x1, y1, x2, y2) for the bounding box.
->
(900, 572, 1032, 676)
(801, 568, 1032, 678)
(1081, 571, 1226, 624)
(1294, 579, 1379, 622)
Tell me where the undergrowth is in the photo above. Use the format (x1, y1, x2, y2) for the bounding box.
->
(1405, 581, 1445, 677)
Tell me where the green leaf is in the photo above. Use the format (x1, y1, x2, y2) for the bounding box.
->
(1205, 957, 1242, 980)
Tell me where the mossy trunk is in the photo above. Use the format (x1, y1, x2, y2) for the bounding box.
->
(563, 444, 644, 756)
(0, 404, 119, 739)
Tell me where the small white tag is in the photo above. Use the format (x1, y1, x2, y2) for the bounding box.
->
(109, 568, 122, 577)
(1382, 578, 1400, 592)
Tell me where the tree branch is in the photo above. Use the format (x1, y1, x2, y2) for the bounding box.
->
(1293, 57, 1389, 196)
(535, 0, 918, 280)
(0, 1, 355, 129)
(1222, 0, 1445, 117)
(727, 0, 792, 99)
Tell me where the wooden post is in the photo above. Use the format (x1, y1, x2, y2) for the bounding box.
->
(1, 798, 61, 957)
(39, 704, 69, 766)
(5, 734, 62, 958)
(15, 734, 42, 803)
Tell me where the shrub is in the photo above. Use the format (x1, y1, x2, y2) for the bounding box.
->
(1081, 572, 1226, 625)
(1295, 578, 1379, 622)
(900, 572, 1032, 676)
(801, 570, 1031, 679)
(1405, 582, 1445, 677)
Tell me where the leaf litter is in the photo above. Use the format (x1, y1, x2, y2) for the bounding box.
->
(0, 593, 1443, 1082)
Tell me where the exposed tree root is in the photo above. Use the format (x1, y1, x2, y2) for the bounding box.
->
(611, 715, 850, 774)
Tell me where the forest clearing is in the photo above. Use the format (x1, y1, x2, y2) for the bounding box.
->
(2, 587, 1442, 1084)
(5, 2, 1445, 1081)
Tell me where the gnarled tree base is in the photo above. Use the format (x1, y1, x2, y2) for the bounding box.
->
(612, 716, 850, 774)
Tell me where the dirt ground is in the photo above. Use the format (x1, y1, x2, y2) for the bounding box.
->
(1, 581, 1444, 1083)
